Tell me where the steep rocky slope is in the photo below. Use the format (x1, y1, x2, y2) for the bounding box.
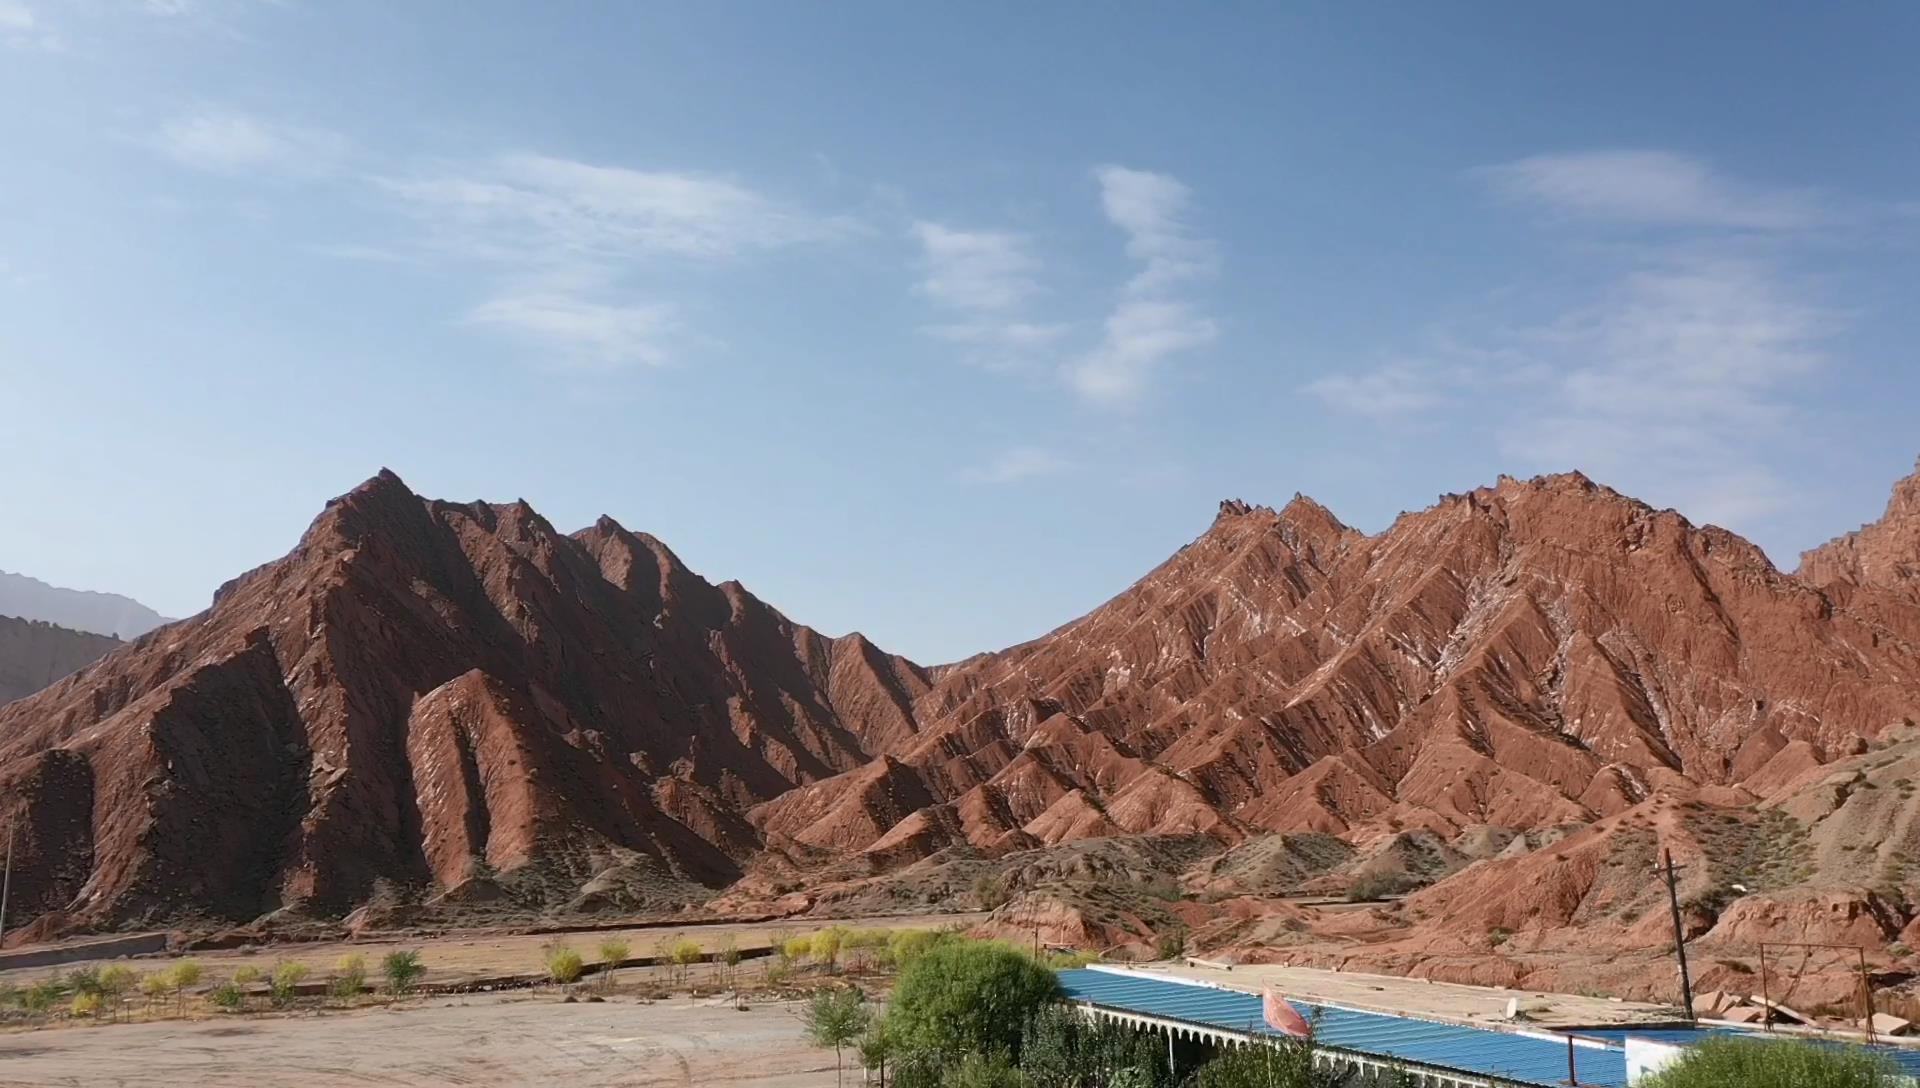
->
(5, 462, 1920, 951)
(0, 615, 120, 706)
(0, 471, 927, 937)
(757, 473, 1920, 870)
(1799, 458, 1920, 601)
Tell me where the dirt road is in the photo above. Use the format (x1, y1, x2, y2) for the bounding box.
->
(0, 911, 987, 991)
(0, 994, 839, 1087)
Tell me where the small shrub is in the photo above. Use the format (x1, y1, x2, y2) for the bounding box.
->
(23, 979, 65, 1015)
(67, 967, 104, 997)
(597, 939, 631, 989)
(139, 972, 170, 1009)
(670, 938, 704, 980)
(232, 965, 262, 986)
(545, 944, 585, 986)
(784, 935, 815, 964)
(209, 982, 246, 1011)
(887, 929, 942, 967)
(811, 927, 847, 973)
(329, 954, 367, 1001)
(71, 991, 103, 1019)
(1639, 1036, 1894, 1087)
(270, 962, 310, 1006)
(1345, 873, 1412, 902)
(1154, 925, 1188, 961)
(382, 950, 425, 994)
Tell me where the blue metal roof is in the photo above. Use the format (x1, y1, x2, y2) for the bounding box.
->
(1057, 968, 1629, 1087)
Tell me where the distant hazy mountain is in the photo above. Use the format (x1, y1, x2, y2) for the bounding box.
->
(0, 614, 120, 706)
(0, 570, 174, 639)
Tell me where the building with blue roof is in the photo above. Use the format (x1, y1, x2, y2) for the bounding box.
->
(1057, 967, 1920, 1087)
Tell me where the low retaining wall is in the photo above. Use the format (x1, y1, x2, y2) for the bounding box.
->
(0, 932, 169, 972)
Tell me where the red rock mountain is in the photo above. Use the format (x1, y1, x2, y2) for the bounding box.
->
(0, 615, 120, 707)
(0, 471, 927, 934)
(3, 464, 1920, 940)
(759, 472, 1920, 863)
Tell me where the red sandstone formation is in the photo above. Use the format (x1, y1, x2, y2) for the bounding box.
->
(0, 471, 926, 937)
(3, 460, 1920, 957)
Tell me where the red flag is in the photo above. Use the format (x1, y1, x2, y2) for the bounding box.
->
(1263, 988, 1312, 1038)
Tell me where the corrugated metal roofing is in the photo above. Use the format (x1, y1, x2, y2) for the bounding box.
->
(1057, 968, 1630, 1087)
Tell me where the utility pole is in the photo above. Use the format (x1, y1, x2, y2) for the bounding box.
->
(1660, 849, 1696, 1022)
(0, 822, 13, 949)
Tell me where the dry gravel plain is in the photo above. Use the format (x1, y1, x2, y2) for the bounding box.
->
(0, 993, 837, 1088)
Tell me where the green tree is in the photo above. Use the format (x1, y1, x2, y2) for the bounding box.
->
(23, 978, 65, 1015)
(168, 960, 203, 1013)
(886, 929, 943, 968)
(942, 1051, 1030, 1088)
(98, 965, 137, 1022)
(1638, 1037, 1895, 1088)
(1188, 1038, 1348, 1088)
(882, 940, 1061, 1063)
(208, 982, 246, 1011)
(597, 938, 631, 990)
(719, 934, 743, 991)
(382, 950, 425, 994)
(812, 927, 848, 974)
(330, 954, 368, 1002)
(71, 991, 103, 1019)
(670, 938, 704, 987)
(545, 943, 585, 986)
(859, 1016, 899, 1088)
(804, 986, 872, 1088)
(270, 961, 310, 1007)
(1018, 1004, 1170, 1088)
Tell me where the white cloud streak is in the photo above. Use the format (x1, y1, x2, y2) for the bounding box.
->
(151, 111, 347, 176)
(1069, 166, 1220, 403)
(466, 293, 677, 371)
(1483, 150, 1828, 231)
(911, 222, 1039, 311)
(384, 154, 848, 264)
(911, 221, 1066, 369)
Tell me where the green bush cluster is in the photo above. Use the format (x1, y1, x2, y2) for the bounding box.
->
(1639, 1037, 1895, 1088)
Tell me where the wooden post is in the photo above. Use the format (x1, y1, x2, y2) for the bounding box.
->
(1662, 849, 1696, 1021)
(1566, 1034, 1579, 1085)
(1759, 943, 1772, 1033)
(0, 822, 12, 948)
(1859, 946, 1878, 1045)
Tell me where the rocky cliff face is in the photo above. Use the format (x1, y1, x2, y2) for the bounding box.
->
(0, 471, 926, 934)
(0, 616, 120, 707)
(1799, 458, 1920, 601)
(758, 472, 1920, 864)
(4, 463, 1920, 943)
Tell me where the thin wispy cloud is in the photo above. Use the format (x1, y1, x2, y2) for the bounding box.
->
(370, 153, 854, 368)
(911, 222, 1040, 311)
(1070, 166, 1219, 404)
(0, 1, 59, 50)
(466, 293, 677, 371)
(1304, 362, 1447, 419)
(910, 221, 1066, 369)
(384, 154, 849, 265)
(1094, 165, 1218, 292)
(959, 445, 1073, 485)
(151, 110, 347, 176)
(1483, 150, 1828, 231)
(1307, 148, 1850, 533)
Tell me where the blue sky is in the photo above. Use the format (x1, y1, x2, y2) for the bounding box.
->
(2, 2, 1917, 662)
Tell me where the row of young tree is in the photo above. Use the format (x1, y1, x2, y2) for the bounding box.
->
(802, 937, 1905, 1088)
(0, 950, 429, 1023)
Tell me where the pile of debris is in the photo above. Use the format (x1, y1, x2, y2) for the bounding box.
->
(1691, 990, 1914, 1038)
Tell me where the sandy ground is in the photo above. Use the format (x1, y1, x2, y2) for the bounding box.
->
(1152, 961, 1678, 1028)
(0, 912, 987, 990)
(0, 993, 839, 1087)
